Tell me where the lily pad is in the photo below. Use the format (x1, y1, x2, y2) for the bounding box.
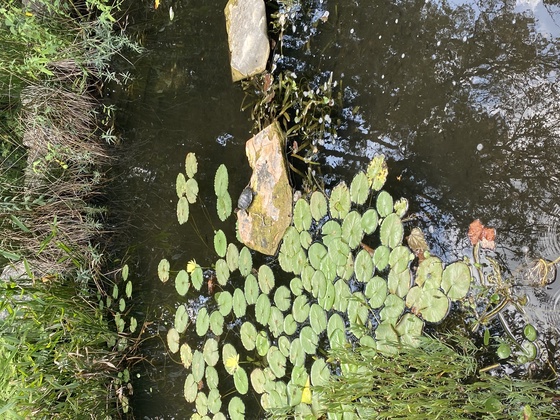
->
(354, 249, 374, 283)
(184, 374, 197, 403)
(380, 293, 405, 324)
(376, 190, 393, 218)
(209, 310, 224, 336)
(175, 269, 190, 296)
(214, 164, 228, 197)
(294, 198, 312, 232)
(361, 208, 379, 235)
(395, 313, 423, 347)
(222, 343, 239, 374)
(389, 246, 413, 274)
(341, 210, 364, 250)
(255, 293, 271, 326)
(226, 243, 239, 272)
(215, 291, 233, 316)
(167, 328, 180, 353)
(207, 388, 222, 414)
(191, 264, 203, 290)
(192, 350, 205, 382)
(289, 338, 306, 367)
(308, 242, 327, 270)
(203, 338, 219, 366)
(327, 313, 346, 339)
(375, 320, 399, 355)
(416, 256, 443, 290)
(215, 258, 230, 286)
(214, 230, 227, 257)
(239, 246, 253, 277)
(333, 279, 352, 312)
(125, 280, 132, 298)
(419, 289, 450, 323)
(175, 304, 189, 333)
(196, 307, 210, 336)
(310, 191, 328, 221)
(234, 366, 249, 394)
(388, 267, 411, 298)
(206, 365, 219, 389)
(267, 346, 287, 378)
(251, 368, 266, 394)
(290, 277, 303, 296)
(274, 286, 292, 312)
(278, 335, 291, 357)
(350, 171, 370, 205)
(244, 273, 259, 305)
(185, 178, 199, 204)
(318, 278, 336, 311)
(309, 303, 327, 335)
(311, 358, 330, 387)
(217, 192, 232, 221)
(258, 264, 275, 294)
(176, 172, 187, 198)
(228, 396, 245, 420)
(393, 197, 408, 218)
(366, 154, 388, 191)
(299, 230, 313, 249)
(364, 276, 388, 309)
(232, 288, 247, 318)
(177, 196, 189, 225)
(180, 343, 193, 368)
(292, 294, 310, 324)
(321, 219, 342, 245)
(373, 245, 390, 271)
(268, 306, 285, 338)
(347, 292, 370, 328)
(256, 330, 270, 357)
(380, 213, 404, 249)
(240, 321, 258, 351)
(196, 392, 208, 417)
(185, 152, 198, 178)
(158, 258, 170, 283)
(329, 182, 351, 219)
(283, 314, 298, 335)
(441, 261, 471, 300)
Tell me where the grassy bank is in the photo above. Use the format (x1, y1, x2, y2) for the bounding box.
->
(0, 0, 140, 417)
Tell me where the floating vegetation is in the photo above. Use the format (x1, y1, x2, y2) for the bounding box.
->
(159, 152, 475, 418)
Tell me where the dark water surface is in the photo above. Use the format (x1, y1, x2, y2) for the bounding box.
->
(107, 0, 560, 417)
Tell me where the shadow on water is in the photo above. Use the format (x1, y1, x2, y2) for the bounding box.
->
(106, 0, 560, 417)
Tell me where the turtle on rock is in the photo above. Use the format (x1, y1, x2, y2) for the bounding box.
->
(237, 185, 255, 213)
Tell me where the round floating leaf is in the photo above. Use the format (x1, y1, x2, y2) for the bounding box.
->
(291, 365, 308, 388)
(321, 219, 341, 245)
(184, 373, 197, 403)
(419, 289, 450, 323)
(350, 171, 370, 205)
(388, 267, 411, 298)
(234, 366, 249, 394)
(217, 192, 232, 221)
(337, 251, 354, 281)
(328, 237, 350, 268)
(380, 293, 405, 324)
(373, 245, 390, 271)
(240, 321, 257, 351)
(112, 284, 119, 300)
(122, 264, 129, 281)
(177, 196, 189, 225)
(380, 213, 404, 249)
(158, 258, 170, 283)
(175, 269, 190, 296)
(214, 230, 227, 257)
(311, 358, 330, 387)
(167, 328, 180, 353)
(191, 265, 203, 290)
(300, 325, 319, 355)
(258, 265, 275, 294)
(329, 328, 347, 350)
(185, 178, 199, 204)
(365, 276, 388, 309)
(226, 243, 239, 272)
(228, 396, 245, 420)
(299, 230, 313, 249)
(196, 392, 208, 417)
(415, 256, 443, 290)
(256, 330, 270, 357)
(333, 279, 352, 312)
(367, 154, 388, 191)
(222, 343, 239, 374)
(376, 191, 393, 218)
(175, 304, 189, 333)
(130, 316, 137, 333)
(354, 249, 374, 283)
(180, 343, 193, 368)
(215, 259, 230, 286)
(347, 292, 369, 329)
(255, 294, 271, 326)
(185, 152, 198, 178)
(214, 164, 228, 197)
(309, 303, 327, 335)
(192, 350, 205, 382)
(267, 346, 287, 378)
(294, 199, 312, 232)
(196, 307, 209, 336)
(441, 261, 471, 300)
(207, 388, 221, 414)
(320, 254, 337, 283)
(301, 265, 314, 293)
(216, 291, 233, 316)
(251, 368, 266, 394)
(283, 314, 297, 335)
(233, 288, 247, 318)
(497, 342, 511, 359)
(310, 191, 328, 221)
(396, 313, 424, 347)
(329, 182, 351, 219)
(389, 246, 413, 274)
(292, 294, 310, 324)
(289, 338, 306, 367)
(204, 338, 219, 366)
(311, 269, 326, 300)
(376, 320, 399, 355)
(125, 280, 132, 299)
(239, 247, 252, 277)
(244, 274, 259, 305)
(341, 211, 364, 250)
(206, 365, 219, 389)
(394, 197, 408, 218)
(361, 208, 379, 235)
(176, 172, 187, 198)
(209, 310, 224, 336)
(318, 278, 336, 311)
(119, 298, 125, 312)
(308, 242, 327, 270)
(268, 306, 284, 338)
(274, 286, 292, 312)
(278, 335, 291, 357)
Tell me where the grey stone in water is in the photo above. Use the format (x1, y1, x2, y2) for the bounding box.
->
(238, 186, 254, 210)
(224, 0, 270, 82)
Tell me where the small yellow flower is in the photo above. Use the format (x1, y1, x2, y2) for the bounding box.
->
(186, 259, 197, 274)
(154, 0, 160, 10)
(301, 377, 312, 404)
(225, 353, 239, 373)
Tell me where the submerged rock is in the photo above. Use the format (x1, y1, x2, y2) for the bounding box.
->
(237, 121, 292, 255)
(224, 0, 270, 82)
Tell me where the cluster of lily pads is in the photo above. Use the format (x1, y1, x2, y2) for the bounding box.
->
(160, 153, 472, 419)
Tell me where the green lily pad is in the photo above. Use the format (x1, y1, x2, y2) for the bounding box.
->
(389, 246, 413, 274)
(232, 288, 247, 318)
(309, 303, 327, 335)
(327, 313, 346, 339)
(308, 242, 327, 270)
(333, 279, 352, 312)
(283, 314, 298, 335)
(291, 365, 308, 388)
(185, 177, 199, 204)
(329, 328, 347, 350)
(350, 171, 370, 205)
(292, 294, 310, 324)
(239, 246, 252, 277)
(311, 269, 326, 300)
(222, 343, 239, 374)
(320, 254, 338, 283)
(206, 365, 219, 389)
(158, 258, 170, 283)
(419, 289, 450, 323)
(167, 328, 180, 353)
(268, 306, 285, 338)
(175, 269, 190, 296)
(376, 190, 393, 218)
(214, 164, 228, 197)
(347, 292, 370, 328)
(176, 172, 187, 198)
(290, 277, 303, 297)
(380, 213, 404, 249)
(294, 198, 312, 232)
(375, 320, 399, 356)
(366, 154, 388, 192)
(196, 391, 208, 416)
(256, 294, 271, 326)
(393, 197, 408, 218)
(196, 307, 210, 337)
(184, 373, 197, 403)
(321, 219, 342, 245)
(209, 311, 224, 336)
(311, 358, 330, 387)
(318, 278, 336, 311)
(310, 191, 328, 221)
(301, 265, 314, 293)
(258, 264, 275, 294)
(289, 338, 306, 367)
(125, 280, 132, 298)
(240, 321, 258, 350)
(380, 293, 405, 324)
(215, 291, 233, 316)
(217, 192, 232, 221)
(180, 342, 193, 368)
(214, 230, 227, 258)
(256, 330, 270, 357)
(207, 388, 221, 414)
(175, 304, 189, 333)
(192, 350, 205, 382)
(185, 152, 198, 178)
(215, 258, 230, 286)
(278, 335, 291, 357)
(441, 261, 471, 300)
(329, 182, 351, 219)
(354, 249, 374, 283)
(274, 286, 292, 312)
(228, 396, 245, 420)
(267, 346, 287, 378)
(373, 245, 390, 271)
(361, 208, 379, 235)
(365, 276, 388, 309)
(203, 338, 219, 366)
(191, 264, 203, 291)
(416, 256, 443, 290)
(234, 366, 249, 394)
(395, 313, 424, 347)
(337, 251, 354, 281)
(244, 273, 259, 305)
(388, 267, 411, 298)
(327, 237, 351, 268)
(119, 298, 126, 312)
(129, 316, 137, 333)
(341, 210, 364, 250)
(251, 368, 266, 394)
(177, 196, 189, 225)
(226, 243, 239, 272)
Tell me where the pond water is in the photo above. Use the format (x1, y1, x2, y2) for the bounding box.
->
(107, 0, 560, 417)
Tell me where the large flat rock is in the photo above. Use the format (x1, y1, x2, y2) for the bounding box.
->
(237, 121, 292, 255)
(224, 0, 270, 82)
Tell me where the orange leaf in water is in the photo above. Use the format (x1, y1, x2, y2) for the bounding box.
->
(468, 219, 484, 245)
(480, 227, 496, 250)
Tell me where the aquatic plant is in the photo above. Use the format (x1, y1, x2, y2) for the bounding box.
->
(162, 152, 472, 418)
